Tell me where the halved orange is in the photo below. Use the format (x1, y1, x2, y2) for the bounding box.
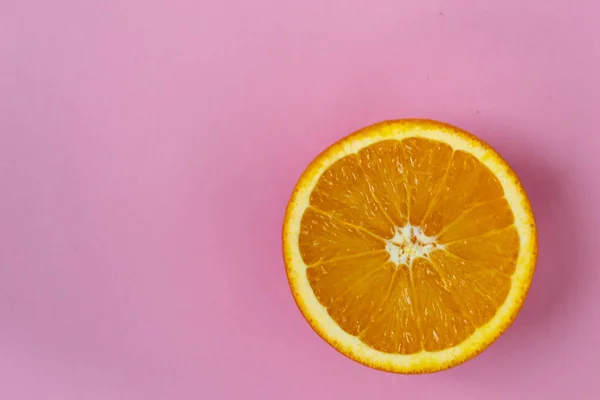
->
(282, 119, 537, 373)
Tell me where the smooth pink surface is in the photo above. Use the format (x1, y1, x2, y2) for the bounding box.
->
(1, 1, 599, 398)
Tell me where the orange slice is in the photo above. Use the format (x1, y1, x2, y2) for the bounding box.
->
(282, 119, 537, 373)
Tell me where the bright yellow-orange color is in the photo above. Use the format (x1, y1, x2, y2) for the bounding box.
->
(282, 120, 537, 373)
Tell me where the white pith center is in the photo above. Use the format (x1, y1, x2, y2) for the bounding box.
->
(385, 225, 443, 267)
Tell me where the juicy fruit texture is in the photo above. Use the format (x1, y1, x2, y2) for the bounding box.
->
(283, 120, 537, 373)
(300, 138, 518, 353)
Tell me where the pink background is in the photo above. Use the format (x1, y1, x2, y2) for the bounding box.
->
(1, 1, 599, 399)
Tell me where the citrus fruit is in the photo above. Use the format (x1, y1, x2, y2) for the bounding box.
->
(282, 119, 537, 373)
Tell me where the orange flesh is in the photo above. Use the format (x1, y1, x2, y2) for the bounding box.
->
(299, 138, 519, 354)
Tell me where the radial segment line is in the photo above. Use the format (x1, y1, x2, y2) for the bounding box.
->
(439, 224, 515, 246)
(408, 270, 424, 351)
(400, 144, 412, 222)
(438, 250, 513, 279)
(426, 257, 477, 329)
(419, 151, 454, 226)
(308, 206, 389, 242)
(430, 254, 509, 310)
(354, 154, 398, 229)
(328, 260, 390, 305)
(357, 267, 398, 337)
(307, 249, 388, 268)
(434, 195, 506, 239)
